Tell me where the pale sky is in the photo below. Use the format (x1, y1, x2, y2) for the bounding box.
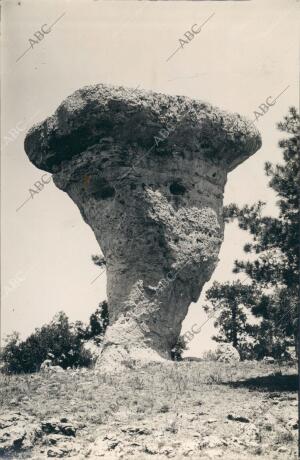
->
(1, 0, 298, 357)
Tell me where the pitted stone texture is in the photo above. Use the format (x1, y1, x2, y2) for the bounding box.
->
(215, 343, 240, 363)
(24, 83, 261, 369)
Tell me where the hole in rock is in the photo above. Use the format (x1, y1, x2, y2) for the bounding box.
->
(90, 177, 115, 200)
(98, 186, 115, 199)
(169, 182, 186, 196)
(200, 141, 210, 149)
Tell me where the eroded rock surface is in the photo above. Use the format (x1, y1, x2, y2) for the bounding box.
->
(215, 343, 240, 363)
(24, 83, 261, 369)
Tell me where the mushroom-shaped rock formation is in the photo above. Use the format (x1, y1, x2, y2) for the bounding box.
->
(24, 84, 261, 370)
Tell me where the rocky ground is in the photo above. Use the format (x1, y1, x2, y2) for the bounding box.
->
(0, 360, 298, 459)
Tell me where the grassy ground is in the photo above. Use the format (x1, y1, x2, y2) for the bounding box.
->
(0, 360, 298, 459)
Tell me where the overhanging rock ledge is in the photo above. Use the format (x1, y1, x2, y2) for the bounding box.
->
(24, 83, 261, 370)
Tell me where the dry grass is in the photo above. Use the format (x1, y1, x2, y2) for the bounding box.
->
(0, 360, 298, 459)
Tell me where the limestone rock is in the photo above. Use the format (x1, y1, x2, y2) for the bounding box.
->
(40, 359, 65, 373)
(82, 338, 103, 363)
(199, 435, 227, 449)
(215, 343, 240, 363)
(40, 359, 53, 371)
(24, 83, 261, 369)
(262, 356, 275, 364)
(0, 412, 42, 455)
(41, 419, 77, 437)
(227, 413, 250, 423)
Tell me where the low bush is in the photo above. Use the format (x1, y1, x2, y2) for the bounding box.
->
(1, 301, 109, 374)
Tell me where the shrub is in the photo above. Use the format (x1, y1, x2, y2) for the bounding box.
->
(1, 312, 92, 374)
(171, 336, 187, 361)
(84, 300, 109, 344)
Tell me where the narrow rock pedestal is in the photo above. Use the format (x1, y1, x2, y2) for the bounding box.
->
(24, 84, 261, 370)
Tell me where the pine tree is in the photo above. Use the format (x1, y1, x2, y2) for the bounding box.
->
(225, 107, 299, 350)
(204, 281, 257, 358)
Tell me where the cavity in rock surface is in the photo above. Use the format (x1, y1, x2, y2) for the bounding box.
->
(24, 83, 261, 370)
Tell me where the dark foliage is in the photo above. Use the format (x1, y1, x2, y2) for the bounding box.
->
(1, 312, 92, 374)
(1, 302, 110, 374)
(82, 300, 109, 344)
(204, 281, 257, 359)
(208, 108, 299, 359)
(171, 336, 187, 361)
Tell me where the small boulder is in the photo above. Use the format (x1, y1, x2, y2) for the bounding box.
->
(41, 419, 76, 437)
(50, 366, 65, 373)
(0, 413, 41, 455)
(277, 446, 288, 453)
(215, 343, 240, 363)
(199, 435, 227, 449)
(227, 413, 250, 423)
(40, 359, 53, 372)
(262, 356, 275, 364)
(40, 360, 65, 374)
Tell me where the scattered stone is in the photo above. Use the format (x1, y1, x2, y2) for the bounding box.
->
(227, 413, 250, 423)
(40, 359, 65, 373)
(215, 343, 240, 363)
(41, 419, 76, 437)
(262, 356, 275, 364)
(186, 415, 197, 422)
(47, 447, 65, 457)
(287, 418, 298, 430)
(193, 400, 203, 407)
(40, 359, 53, 371)
(108, 440, 120, 450)
(205, 418, 218, 424)
(0, 413, 41, 455)
(124, 427, 151, 436)
(239, 423, 260, 446)
(199, 435, 227, 449)
(144, 444, 158, 455)
(277, 446, 288, 453)
(180, 438, 202, 456)
(46, 438, 82, 457)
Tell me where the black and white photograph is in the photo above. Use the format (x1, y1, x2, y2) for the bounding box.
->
(1, 0, 299, 458)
